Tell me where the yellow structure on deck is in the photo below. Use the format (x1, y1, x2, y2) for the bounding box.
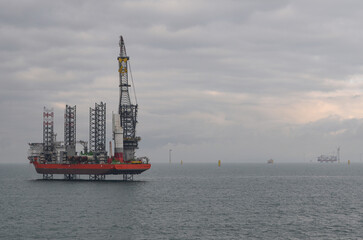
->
(130, 160, 142, 164)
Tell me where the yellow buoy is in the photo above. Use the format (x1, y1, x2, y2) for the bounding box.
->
(218, 160, 221, 167)
(181, 160, 183, 165)
(348, 160, 351, 165)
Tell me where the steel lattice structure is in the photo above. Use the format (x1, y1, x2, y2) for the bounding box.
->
(64, 105, 76, 147)
(43, 107, 54, 153)
(118, 36, 139, 161)
(89, 102, 106, 154)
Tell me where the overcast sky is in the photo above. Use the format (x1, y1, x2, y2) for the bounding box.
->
(2, 0, 363, 163)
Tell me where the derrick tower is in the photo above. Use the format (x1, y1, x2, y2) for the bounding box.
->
(118, 36, 139, 161)
(43, 107, 54, 162)
(64, 105, 76, 156)
(89, 102, 107, 162)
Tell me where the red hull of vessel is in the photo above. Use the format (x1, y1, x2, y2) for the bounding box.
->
(32, 161, 151, 175)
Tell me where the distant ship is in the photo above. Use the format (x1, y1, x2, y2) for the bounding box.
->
(317, 147, 340, 163)
(267, 159, 274, 164)
(317, 155, 337, 163)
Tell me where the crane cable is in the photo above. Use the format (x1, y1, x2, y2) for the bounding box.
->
(128, 62, 138, 105)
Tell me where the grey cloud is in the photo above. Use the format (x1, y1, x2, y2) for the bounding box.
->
(2, 0, 363, 163)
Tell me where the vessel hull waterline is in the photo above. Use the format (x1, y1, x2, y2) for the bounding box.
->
(33, 161, 151, 175)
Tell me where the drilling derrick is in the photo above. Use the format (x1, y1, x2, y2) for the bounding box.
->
(64, 105, 76, 156)
(43, 107, 55, 162)
(118, 36, 139, 161)
(89, 102, 107, 162)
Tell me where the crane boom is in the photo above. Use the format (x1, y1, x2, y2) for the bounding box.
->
(118, 36, 139, 161)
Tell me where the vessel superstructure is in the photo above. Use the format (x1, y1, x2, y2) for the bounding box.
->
(317, 147, 340, 163)
(28, 36, 150, 180)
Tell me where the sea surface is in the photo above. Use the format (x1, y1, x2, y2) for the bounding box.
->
(1, 162, 363, 239)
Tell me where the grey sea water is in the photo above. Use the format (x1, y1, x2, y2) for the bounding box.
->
(1, 162, 363, 239)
